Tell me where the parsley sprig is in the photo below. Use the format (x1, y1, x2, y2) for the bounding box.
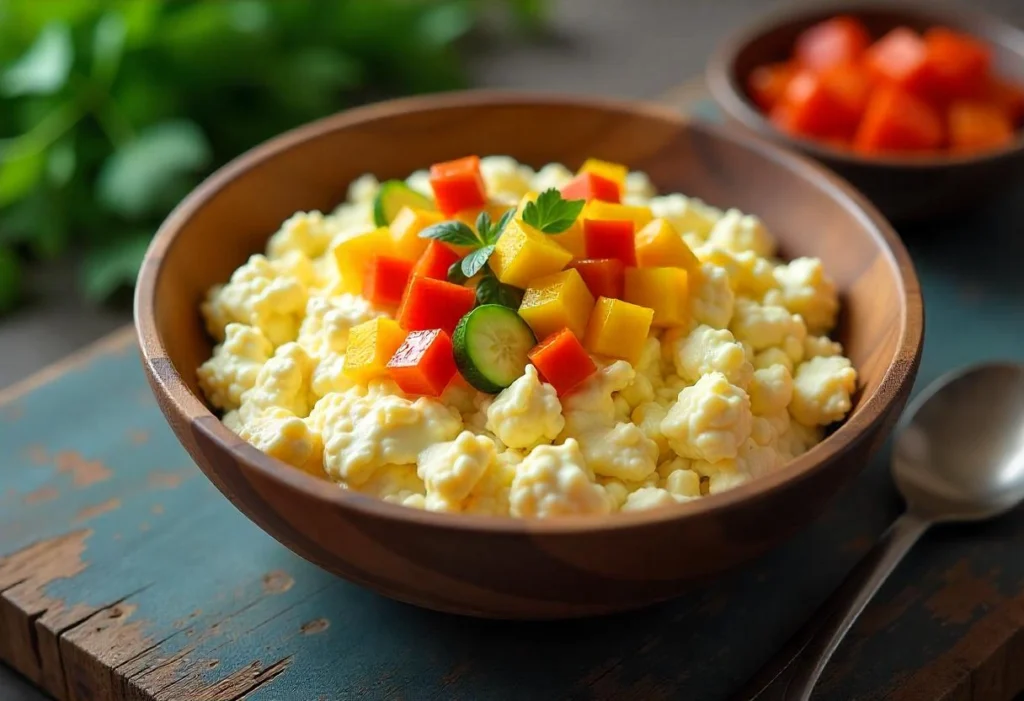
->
(419, 208, 515, 279)
(521, 188, 585, 233)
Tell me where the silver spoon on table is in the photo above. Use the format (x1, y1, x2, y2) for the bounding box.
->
(739, 362, 1024, 701)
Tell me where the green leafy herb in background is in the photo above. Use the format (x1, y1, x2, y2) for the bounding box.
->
(0, 0, 547, 312)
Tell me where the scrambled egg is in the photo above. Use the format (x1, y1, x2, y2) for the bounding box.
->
(198, 158, 857, 518)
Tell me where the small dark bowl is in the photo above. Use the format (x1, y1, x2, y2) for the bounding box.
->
(707, 1, 1024, 222)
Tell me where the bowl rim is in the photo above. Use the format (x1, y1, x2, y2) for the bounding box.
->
(706, 0, 1024, 169)
(135, 89, 923, 534)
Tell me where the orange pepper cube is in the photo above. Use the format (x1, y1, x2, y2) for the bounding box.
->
(363, 256, 415, 307)
(343, 318, 407, 383)
(864, 28, 931, 97)
(924, 28, 991, 101)
(948, 101, 1014, 153)
(518, 268, 595, 341)
(583, 297, 654, 365)
(516, 192, 585, 257)
(634, 218, 699, 272)
(389, 207, 444, 260)
(578, 158, 628, 191)
(583, 200, 653, 231)
(397, 276, 476, 335)
(529, 328, 597, 396)
(566, 258, 625, 299)
(429, 155, 487, 216)
(387, 329, 457, 397)
(489, 218, 573, 288)
(332, 226, 397, 293)
(624, 267, 689, 329)
(794, 16, 870, 73)
(560, 172, 620, 203)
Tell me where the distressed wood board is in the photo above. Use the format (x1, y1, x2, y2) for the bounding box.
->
(2, 88, 1024, 701)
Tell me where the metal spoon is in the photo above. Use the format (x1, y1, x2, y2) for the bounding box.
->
(738, 362, 1024, 701)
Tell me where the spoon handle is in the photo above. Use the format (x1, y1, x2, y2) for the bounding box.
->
(736, 512, 931, 701)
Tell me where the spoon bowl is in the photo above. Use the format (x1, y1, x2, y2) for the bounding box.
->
(893, 363, 1024, 523)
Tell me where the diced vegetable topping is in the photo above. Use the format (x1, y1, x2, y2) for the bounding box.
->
(453, 305, 536, 393)
(374, 181, 435, 227)
(344, 318, 408, 383)
(624, 267, 689, 328)
(794, 16, 870, 72)
(387, 329, 457, 397)
(634, 218, 699, 272)
(518, 268, 595, 341)
(583, 200, 653, 231)
(578, 158, 628, 191)
(771, 65, 872, 140)
(429, 155, 487, 216)
(948, 101, 1014, 153)
(397, 275, 476, 334)
(566, 258, 625, 300)
(748, 61, 798, 112)
(529, 328, 598, 396)
(923, 28, 991, 101)
(390, 207, 444, 260)
(489, 218, 573, 288)
(853, 86, 943, 153)
(864, 28, 931, 96)
(583, 297, 653, 365)
(560, 172, 621, 204)
(583, 218, 637, 266)
(363, 256, 416, 307)
(411, 240, 461, 280)
(332, 226, 398, 293)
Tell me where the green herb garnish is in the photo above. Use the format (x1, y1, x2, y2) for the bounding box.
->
(521, 188, 585, 234)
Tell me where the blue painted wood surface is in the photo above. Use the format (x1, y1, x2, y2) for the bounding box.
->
(2, 110, 1024, 701)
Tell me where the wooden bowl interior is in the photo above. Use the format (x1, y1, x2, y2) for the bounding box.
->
(149, 98, 908, 446)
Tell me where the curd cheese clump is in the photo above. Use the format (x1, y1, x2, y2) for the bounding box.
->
(197, 158, 858, 517)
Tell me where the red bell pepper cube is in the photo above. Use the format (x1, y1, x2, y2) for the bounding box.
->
(794, 16, 870, 73)
(387, 329, 457, 397)
(853, 86, 944, 153)
(747, 61, 798, 112)
(528, 328, 597, 396)
(396, 275, 476, 335)
(947, 101, 1015, 153)
(363, 256, 415, 307)
(770, 66, 871, 140)
(560, 172, 621, 203)
(411, 240, 461, 280)
(864, 28, 932, 97)
(583, 219, 636, 266)
(566, 258, 625, 300)
(923, 28, 992, 101)
(429, 155, 487, 216)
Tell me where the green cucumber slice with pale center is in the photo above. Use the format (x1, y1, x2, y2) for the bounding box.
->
(373, 180, 435, 226)
(453, 304, 537, 393)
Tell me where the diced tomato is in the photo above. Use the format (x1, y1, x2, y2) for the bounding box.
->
(854, 86, 944, 153)
(396, 276, 476, 335)
(428, 155, 487, 216)
(794, 16, 871, 72)
(947, 101, 1015, 153)
(865, 27, 932, 97)
(363, 256, 415, 307)
(560, 172, 621, 203)
(528, 328, 598, 396)
(923, 28, 991, 101)
(583, 219, 636, 266)
(387, 329, 457, 397)
(771, 66, 871, 139)
(411, 240, 461, 280)
(566, 259, 625, 299)
(747, 61, 798, 111)
(987, 78, 1024, 125)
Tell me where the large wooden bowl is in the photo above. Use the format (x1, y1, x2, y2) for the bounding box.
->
(706, 2, 1024, 222)
(135, 92, 923, 619)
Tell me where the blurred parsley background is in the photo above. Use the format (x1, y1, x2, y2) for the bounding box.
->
(0, 0, 546, 315)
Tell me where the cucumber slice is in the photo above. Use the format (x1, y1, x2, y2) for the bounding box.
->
(453, 304, 537, 393)
(373, 180, 435, 226)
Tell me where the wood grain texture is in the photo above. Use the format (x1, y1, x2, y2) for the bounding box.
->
(706, 2, 1024, 221)
(133, 92, 922, 619)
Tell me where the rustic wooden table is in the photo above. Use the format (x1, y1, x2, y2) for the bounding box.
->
(3, 1, 1024, 699)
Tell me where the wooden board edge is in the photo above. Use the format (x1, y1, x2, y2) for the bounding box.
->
(0, 325, 137, 409)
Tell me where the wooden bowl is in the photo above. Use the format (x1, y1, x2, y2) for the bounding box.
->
(135, 92, 923, 619)
(706, 2, 1024, 222)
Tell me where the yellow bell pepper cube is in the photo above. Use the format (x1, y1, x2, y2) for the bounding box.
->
(390, 207, 444, 260)
(624, 267, 689, 328)
(332, 226, 397, 293)
(579, 158, 628, 191)
(583, 297, 654, 364)
(490, 218, 573, 288)
(634, 218, 699, 272)
(518, 268, 596, 340)
(584, 200, 653, 231)
(516, 191, 585, 257)
(343, 318, 407, 383)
